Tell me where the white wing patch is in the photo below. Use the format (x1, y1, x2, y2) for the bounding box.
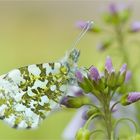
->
(8, 69, 25, 84)
(0, 62, 69, 129)
(28, 65, 41, 76)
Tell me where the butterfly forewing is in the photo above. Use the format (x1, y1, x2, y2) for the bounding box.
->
(0, 62, 69, 128)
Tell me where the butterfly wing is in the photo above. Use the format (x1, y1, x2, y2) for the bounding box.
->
(0, 62, 69, 128)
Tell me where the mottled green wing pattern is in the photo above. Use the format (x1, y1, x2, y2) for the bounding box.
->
(0, 62, 69, 128)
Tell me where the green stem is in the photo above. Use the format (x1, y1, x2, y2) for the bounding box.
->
(115, 25, 137, 90)
(113, 118, 137, 139)
(110, 101, 120, 112)
(102, 98, 112, 140)
(83, 113, 99, 129)
(90, 129, 104, 136)
(115, 25, 129, 65)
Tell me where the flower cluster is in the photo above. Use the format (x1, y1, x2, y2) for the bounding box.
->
(61, 57, 140, 140)
(76, 3, 140, 51)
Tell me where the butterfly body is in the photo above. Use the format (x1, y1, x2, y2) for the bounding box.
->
(0, 49, 80, 129)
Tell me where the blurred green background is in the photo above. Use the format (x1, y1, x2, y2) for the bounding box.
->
(0, 0, 140, 140)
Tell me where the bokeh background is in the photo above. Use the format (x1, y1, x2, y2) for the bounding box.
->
(0, 0, 140, 140)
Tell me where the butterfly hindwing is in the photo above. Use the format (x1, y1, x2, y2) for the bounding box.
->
(0, 62, 69, 128)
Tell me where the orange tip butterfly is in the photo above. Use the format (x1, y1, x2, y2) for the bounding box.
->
(0, 20, 93, 129)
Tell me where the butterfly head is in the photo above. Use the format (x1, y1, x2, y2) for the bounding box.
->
(61, 48, 80, 67)
(68, 48, 80, 63)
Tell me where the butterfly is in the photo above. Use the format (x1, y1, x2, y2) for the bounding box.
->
(0, 21, 93, 129)
(0, 49, 80, 129)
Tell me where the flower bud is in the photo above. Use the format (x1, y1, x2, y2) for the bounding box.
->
(109, 3, 118, 14)
(82, 107, 99, 120)
(120, 94, 129, 106)
(60, 96, 90, 108)
(97, 38, 112, 51)
(106, 71, 117, 88)
(105, 56, 114, 74)
(130, 21, 140, 32)
(128, 92, 140, 103)
(89, 66, 100, 81)
(125, 70, 132, 83)
(121, 92, 140, 106)
(75, 70, 84, 82)
(79, 77, 94, 93)
(117, 64, 127, 85)
(76, 128, 90, 140)
(120, 64, 127, 75)
(76, 20, 93, 30)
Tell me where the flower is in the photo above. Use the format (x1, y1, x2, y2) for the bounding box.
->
(89, 66, 100, 81)
(76, 21, 89, 29)
(105, 56, 114, 73)
(109, 3, 130, 14)
(125, 70, 132, 82)
(127, 92, 140, 103)
(130, 21, 140, 32)
(109, 3, 118, 14)
(120, 64, 127, 75)
(75, 20, 93, 30)
(121, 92, 140, 105)
(62, 107, 87, 140)
(60, 95, 90, 108)
(74, 89, 83, 96)
(60, 96, 69, 107)
(75, 70, 83, 82)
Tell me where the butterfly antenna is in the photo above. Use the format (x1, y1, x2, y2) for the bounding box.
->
(72, 20, 94, 49)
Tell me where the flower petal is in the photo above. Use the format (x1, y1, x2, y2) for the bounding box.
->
(120, 64, 127, 75)
(75, 70, 83, 82)
(130, 21, 140, 32)
(89, 66, 100, 81)
(125, 70, 132, 82)
(105, 56, 114, 73)
(128, 92, 140, 103)
(62, 107, 87, 140)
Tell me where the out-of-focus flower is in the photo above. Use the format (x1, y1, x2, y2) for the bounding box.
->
(76, 20, 101, 33)
(89, 66, 100, 81)
(76, 21, 92, 30)
(62, 107, 87, 140)
(120, 64, 127, 75)
(104, 3, 131, 25)
(75, 70, 83, 82)
(130, 21, 140, 32)
(109, 3, 118, 14)
(105, 56, 114, 73)
(96, 38, 113, 51)
(67, 86, 84, 97)
(117, 64, 127, 86)
(128, 92, 140, 103)
(74, 89, 83, 96)
(60, 96, 69, 107)
(125, 70, 132, 82)
(109, 3, 131, 14)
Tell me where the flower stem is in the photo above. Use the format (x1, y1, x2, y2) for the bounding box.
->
(103, 98, 112, 140)
(115, 24, 137, 90)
